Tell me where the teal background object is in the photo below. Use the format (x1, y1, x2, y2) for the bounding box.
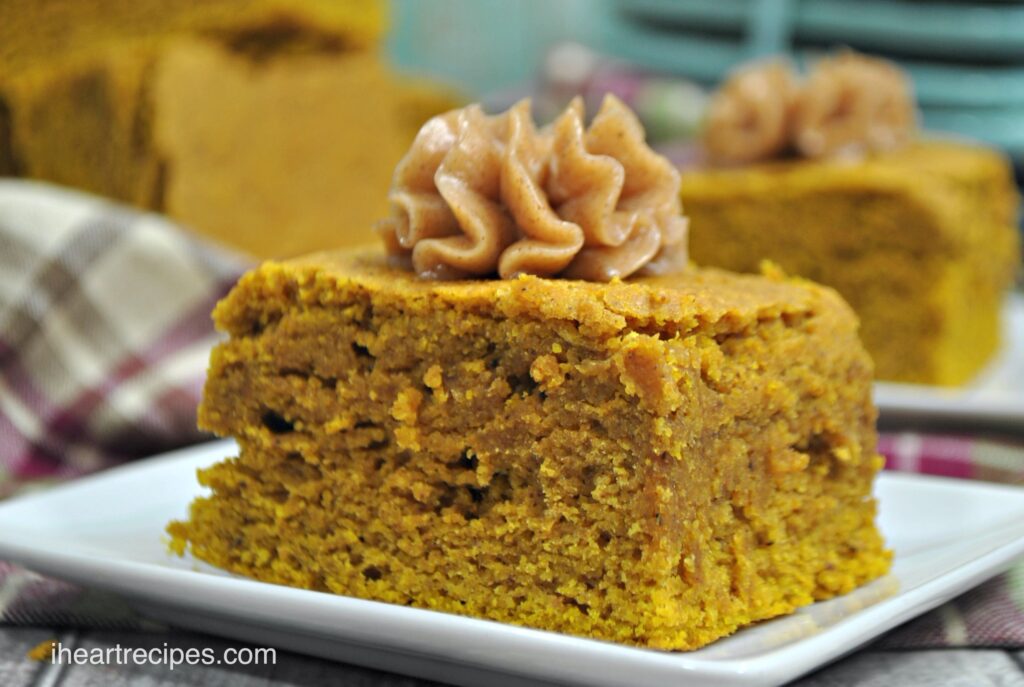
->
(387, 0, 1024, 160)
(387, 0, 599, 95)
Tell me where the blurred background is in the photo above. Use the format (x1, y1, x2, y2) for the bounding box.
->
(391, 0, 1024, 161)
(1, 0, 1023, 258)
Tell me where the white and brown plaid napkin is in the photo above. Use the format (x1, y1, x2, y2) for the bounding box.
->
(0, 180, 246, 496)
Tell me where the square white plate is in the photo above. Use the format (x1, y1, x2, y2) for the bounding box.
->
(873, 294, 1024, 426)
(2, 440, 1024, 687)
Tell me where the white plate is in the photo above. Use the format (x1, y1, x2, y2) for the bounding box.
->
(874, 294, 1024, 427)
(2, 440, 1024, 687)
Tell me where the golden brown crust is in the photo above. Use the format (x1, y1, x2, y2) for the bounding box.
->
(214, 246, 852, 343)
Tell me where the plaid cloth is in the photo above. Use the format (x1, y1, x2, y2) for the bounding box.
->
(0, 181, 245, 497)
(0, 181, 1022, 651)
(878, 434, 1024, 648)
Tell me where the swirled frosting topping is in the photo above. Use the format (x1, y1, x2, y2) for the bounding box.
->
(378, 95, 689, 281)
(703, 51, 917, 165)
(791, 52, 916, 159)
(703, 60, 797, 166)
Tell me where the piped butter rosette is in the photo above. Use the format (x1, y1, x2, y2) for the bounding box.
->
(378, 95, 689, 281)
(702, 50, 917, 165)
(791, 52, 916, 159)
(703, 60, 797, 165)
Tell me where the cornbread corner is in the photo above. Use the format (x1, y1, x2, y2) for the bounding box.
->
(681, 139, 1021, 385)
(168, 247, 890, 650)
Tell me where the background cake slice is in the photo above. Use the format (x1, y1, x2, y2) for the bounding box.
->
(687, 52, 1021, 386)
(169, 247, 890, 650)
(0, 0, 455, 258)
(681, 140, 1020, 386)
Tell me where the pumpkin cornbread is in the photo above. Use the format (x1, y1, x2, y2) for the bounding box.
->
(689, 52, 1020, 386)
(168, 247, 891, 649)
(0, 0, 457, 258)
(171, 95, 890, 649)
(682, 139, 1020, 386)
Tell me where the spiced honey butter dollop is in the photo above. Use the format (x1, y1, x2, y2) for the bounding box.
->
(703, 60, 797, 166)
(702, 50, 917, 165)
(791, 52, 916, 160)
(378, 95, 689, 281)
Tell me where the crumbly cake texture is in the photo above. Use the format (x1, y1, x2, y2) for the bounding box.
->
(682, 140, 1021, 385)
(0, 0, 456, 258)
(168, 247, 890, 650)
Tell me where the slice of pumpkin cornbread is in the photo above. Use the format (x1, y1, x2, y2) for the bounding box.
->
(168, 247, 890, 650)
(681, 140, 1021, 386)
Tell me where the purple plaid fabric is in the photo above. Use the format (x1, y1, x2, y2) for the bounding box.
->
(881, 433, 1024, 485)
(0, 182, 246, 625)
(877, 433, 1024, 648)
(0, 182, 1022, 650)
(0, 181, 246, 496)
(875, 563, 1024, 648)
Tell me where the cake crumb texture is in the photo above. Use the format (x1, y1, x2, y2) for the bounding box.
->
(168, 248, 891, 649)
